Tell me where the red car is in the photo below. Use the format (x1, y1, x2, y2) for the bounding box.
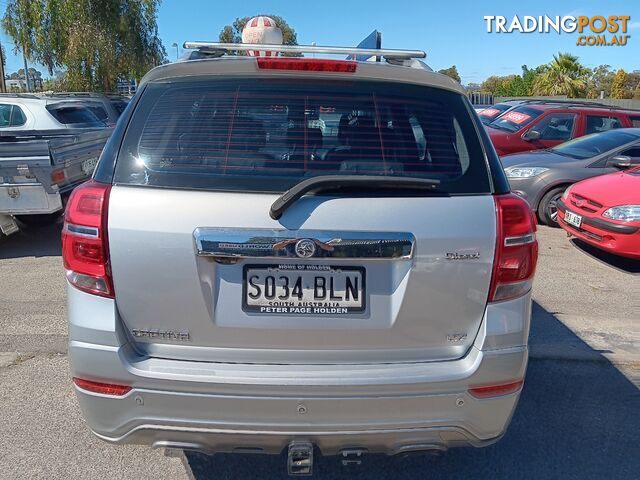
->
(557, 167, 640, 259)
(486, 101, 640, 156)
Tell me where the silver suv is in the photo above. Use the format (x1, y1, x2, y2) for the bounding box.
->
(64, 43, 538, 474)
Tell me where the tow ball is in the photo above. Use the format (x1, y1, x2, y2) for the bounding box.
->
(288, 441, 314, 476)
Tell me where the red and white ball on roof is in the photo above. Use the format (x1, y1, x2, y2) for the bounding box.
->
(241, 16, 283, 57)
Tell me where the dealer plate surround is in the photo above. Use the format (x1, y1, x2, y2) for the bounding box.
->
(242, 264, 366, 315)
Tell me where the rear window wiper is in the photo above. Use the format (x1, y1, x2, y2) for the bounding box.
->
(269, 175, 441, 220)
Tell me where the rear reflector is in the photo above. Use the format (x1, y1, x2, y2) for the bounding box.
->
(257, 58, 357, 73)
(489, 193, 538, 302)
(61, 180, 114, 298)
(468, 380, 524, 399)
(73, 377, 131, 396)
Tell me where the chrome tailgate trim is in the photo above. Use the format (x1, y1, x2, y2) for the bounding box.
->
(194, 228, 415, 260)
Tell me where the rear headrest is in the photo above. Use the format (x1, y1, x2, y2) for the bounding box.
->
(287, 127, 323, 149)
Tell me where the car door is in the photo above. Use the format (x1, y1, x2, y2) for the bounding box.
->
(588, 142, 640, 175)
(0, 103, 29, 131)
(584, 114, 623, 135)
(617, 144, 640, 166)
(523, 112, 578, 150)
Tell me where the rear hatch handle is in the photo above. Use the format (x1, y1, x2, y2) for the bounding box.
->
(269, 175, 441, 220)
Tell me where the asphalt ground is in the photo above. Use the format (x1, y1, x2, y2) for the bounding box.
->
(0, 222, 638, 479)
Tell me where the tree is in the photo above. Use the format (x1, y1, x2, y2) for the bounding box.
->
(625, 72, 640, 98)
(531, 52, 590, 98)
(634, 83, 640, 100)
(587, 65, 615, 98)
(2, 0, 166, 92)
(610, 69, 631, 99)
(6, 67, 44, 90)
(438, 65, 460, 83)
(218, 15, 300, 56)
(481, 75, 512, 95)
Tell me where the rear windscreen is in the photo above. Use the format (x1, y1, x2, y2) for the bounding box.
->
(47, 105, 105, 127)
(114, 78, 491, 194)
(86, 104, 109, 121)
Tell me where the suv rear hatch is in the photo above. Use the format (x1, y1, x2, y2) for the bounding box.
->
(106, 64, 500, 365)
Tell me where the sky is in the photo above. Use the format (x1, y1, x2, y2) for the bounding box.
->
(1, 0, 639, 84)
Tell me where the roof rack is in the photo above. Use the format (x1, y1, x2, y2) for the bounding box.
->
(182, 42, 426, 60)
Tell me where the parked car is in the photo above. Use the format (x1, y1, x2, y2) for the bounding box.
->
(64, 43, 538, 473)
(0, 94, 112, 231)
(45, 92, 130, 127)
(477, 100, 524, 125)
(557, 167, 640, 259)
(502, 128, 640, 226)
(0, 93, 107, 130)
(473, 104, 491, 113)
(486, 100, 640, 156)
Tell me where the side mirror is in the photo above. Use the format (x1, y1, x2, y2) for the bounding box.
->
(606, 155, 632, 169)
(522, 130, 541, 141)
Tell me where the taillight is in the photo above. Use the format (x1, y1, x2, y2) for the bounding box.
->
(256, 58, 357, 73)
(468, 379, 524, 399)
(73, 377, 131, 396)
(51, 169, 66, 185)
(489, 194, 538, 302)
(61, 180, 113, 298)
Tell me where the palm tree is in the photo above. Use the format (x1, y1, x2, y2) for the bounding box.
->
(532, 53, 590, 98)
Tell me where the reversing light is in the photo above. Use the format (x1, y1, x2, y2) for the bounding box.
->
(257, 58, 357, 73)
(73, 377, 131, 396)
(468, 380, 524, 399)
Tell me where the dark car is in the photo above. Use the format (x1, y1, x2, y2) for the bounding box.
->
(477, 100, 524, 125)
(486, 101, 640, 156)
(502, 128, 640, 226)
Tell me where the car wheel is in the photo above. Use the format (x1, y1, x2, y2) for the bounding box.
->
(538, 187, 568, 227)
(15, 212, 62, 227)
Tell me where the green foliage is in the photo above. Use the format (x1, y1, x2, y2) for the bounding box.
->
(634, 83, 640, 100)
(587, 65, 615, 98)
(531, 53, 590, 98)
(479, 67, 537, 97)
(610, 69, 631, 99)
(218, 14, 300, 56)
(2, 0, 166, 92)
(437, 65, 460, 83)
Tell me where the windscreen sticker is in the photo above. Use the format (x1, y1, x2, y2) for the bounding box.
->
(501, 111, 531, 124)
(479, 108, 500, 117)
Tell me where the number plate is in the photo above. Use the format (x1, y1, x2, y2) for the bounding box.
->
(243, 264, 365, 315)
(81, 157, 99, 176)
(564, 210, 582, 228)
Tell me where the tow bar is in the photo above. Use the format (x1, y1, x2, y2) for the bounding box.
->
(288, 441, 314, 476)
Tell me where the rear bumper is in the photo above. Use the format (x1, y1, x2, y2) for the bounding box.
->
(557, 200, 640, 259)
(68, 286, 531, 455)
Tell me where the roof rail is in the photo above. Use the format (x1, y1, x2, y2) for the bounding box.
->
(43, 92, 103, 97)
(507, 98, 622, 109)
(183, 42, 426, 60)
(0, 93, 40, 99)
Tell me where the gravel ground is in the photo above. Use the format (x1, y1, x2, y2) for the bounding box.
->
(0, 222, 638, 479)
